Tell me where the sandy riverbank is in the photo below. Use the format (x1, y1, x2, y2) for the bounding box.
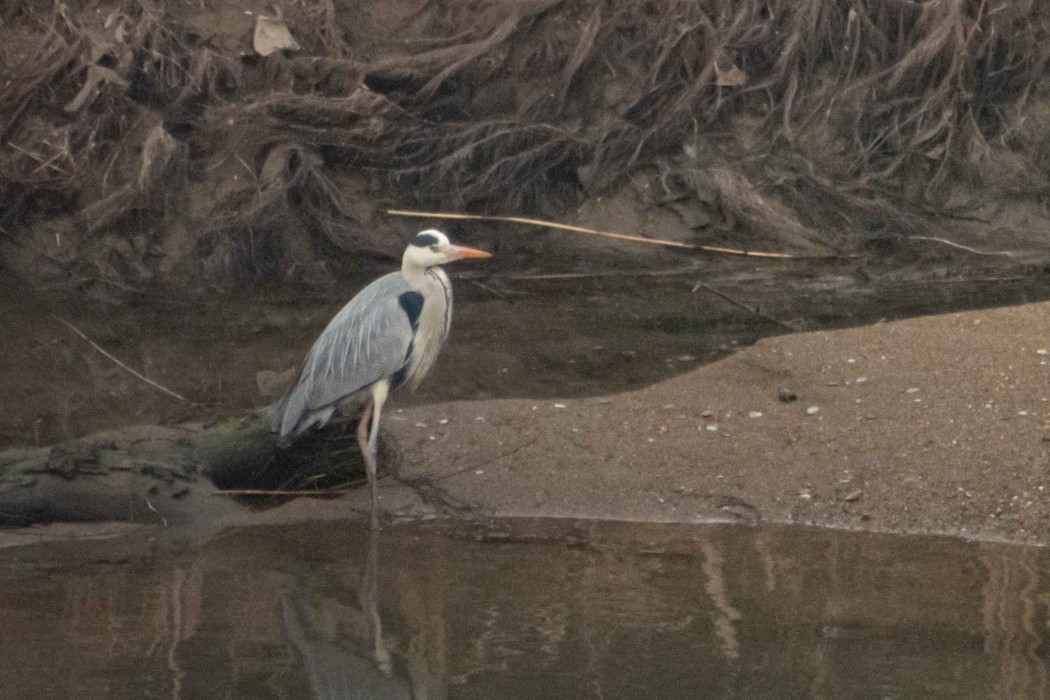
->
(388, 301, 1050, 544)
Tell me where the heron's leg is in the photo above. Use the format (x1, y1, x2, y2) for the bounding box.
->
(367, 380, 389, 460)
(356, 401, 373, 455)
(356, 401, 378, 528)
(364, 380, 390, 530)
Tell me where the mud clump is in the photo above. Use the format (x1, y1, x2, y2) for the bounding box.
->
(2, 0, 1050, 291)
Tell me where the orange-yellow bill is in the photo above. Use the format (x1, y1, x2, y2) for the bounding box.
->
(447, 245, 492, 260)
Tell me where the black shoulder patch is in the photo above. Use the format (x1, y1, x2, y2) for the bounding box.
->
(414, 232, 439, 247)
(391, 363, 410, 390)
(391, 340, 414, 390)
(398, 291, 424, 329)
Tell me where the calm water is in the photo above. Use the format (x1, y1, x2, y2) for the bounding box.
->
(0, 519, 1047, 699)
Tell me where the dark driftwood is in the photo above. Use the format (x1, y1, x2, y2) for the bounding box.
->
(0, 413, 366, 528)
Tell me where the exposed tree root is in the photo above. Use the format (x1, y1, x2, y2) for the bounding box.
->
(1, 0, 1049, 287)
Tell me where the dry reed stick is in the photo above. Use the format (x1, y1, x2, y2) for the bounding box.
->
(387, 209, 798, 258)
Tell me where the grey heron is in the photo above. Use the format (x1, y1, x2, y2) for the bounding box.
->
(271, 229, 492, 528)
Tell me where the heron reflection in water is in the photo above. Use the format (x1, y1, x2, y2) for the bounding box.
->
(281, 531, 442, 699)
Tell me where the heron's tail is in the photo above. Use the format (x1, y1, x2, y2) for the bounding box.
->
(271, 382, 308, 438)
(270, 397, 287, 435)
(271, 382, 337, 441)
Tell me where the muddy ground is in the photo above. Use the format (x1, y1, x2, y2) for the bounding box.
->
(392, 300, 1050, 545)
(5, 244, 1050, 547)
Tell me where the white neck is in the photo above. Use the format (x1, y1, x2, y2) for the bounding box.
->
(399, 258, 453, 389)
(401, 249, 428, 287)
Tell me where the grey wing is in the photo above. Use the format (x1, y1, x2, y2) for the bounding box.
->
(272, 273, 414, 437)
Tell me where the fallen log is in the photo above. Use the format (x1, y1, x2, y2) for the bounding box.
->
(0, 412, 367, 528)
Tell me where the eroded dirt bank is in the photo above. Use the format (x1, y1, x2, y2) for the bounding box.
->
(390, 301, 1050, 544)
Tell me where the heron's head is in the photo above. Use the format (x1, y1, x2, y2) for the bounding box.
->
(403, 229, 492, 269)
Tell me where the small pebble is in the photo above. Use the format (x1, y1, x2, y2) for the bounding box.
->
(705, 425, 718, 432)
(778, 388, 798, 403)
(855, 377, 867, 383)
(906, 387, 920, 393)
(806, 406, 820, 415)
(553, 403, 567, 409)
(414, 422, 427, 428)
(701, 409, 715, 418)
(1038, 349, 1049, 355)
(749, 411, 763, 418)
(438, 418, 449, 425)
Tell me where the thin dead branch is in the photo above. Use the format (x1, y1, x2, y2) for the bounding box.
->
(691, 281, 798, 332)
(213, 486, 363, 497)
(51, 314, 188, 402)
(907, 236, 1016, 258)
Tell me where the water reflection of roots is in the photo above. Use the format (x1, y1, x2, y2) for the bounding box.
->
(981, 544, 1049, 699)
